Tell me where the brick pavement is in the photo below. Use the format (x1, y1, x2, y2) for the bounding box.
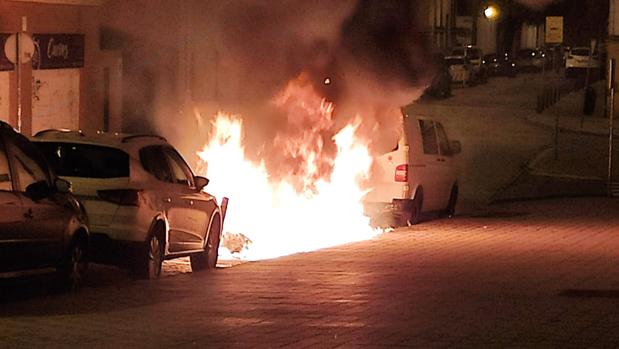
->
(1, 197, 619, 348)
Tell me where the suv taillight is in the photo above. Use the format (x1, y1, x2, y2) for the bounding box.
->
(97, 189, 142, 206)
(394, 164, 408, 182)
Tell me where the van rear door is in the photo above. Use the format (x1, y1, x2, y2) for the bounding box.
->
(364, 134, 409, 204)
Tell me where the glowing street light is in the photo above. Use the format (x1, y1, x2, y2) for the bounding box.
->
(484, 4, 500, 20)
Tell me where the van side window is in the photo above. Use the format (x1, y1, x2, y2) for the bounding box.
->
(419, 120, 438, 155)
(0, 137, 12, 191)
(435, 122, 452, 156)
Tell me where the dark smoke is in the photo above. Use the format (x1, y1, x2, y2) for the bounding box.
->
(102, 0, 433, 188)
(211, 0, 433, 188)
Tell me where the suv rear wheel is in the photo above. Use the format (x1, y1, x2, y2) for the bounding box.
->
(133, 232, 164, 279)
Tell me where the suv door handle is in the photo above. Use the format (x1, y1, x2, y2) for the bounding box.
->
(24, 209, 34, 219)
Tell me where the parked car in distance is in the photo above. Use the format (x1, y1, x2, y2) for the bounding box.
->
(0, 121, 89, 289)
(363, 110, 461, 227)
(515, 48, 546, 71)
(565, 46, 600, 78)
(483, 53, 517, 77)
(32, 130, 224, 279)
(445, 55, 474, 87)
(423, 53, 452, 99)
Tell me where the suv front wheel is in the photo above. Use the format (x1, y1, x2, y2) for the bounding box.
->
(58, 235, 88, 291)
(190, 218, 221, 272)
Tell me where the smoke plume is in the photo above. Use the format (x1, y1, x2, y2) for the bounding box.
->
(198, 0, 433, 188)
(102, 0, 433, 189)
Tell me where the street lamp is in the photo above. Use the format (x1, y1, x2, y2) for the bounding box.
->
(483, 4, 500, 20)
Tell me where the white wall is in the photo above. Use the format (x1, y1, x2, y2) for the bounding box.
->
(31, 68, 80, 134)
(477, 17, 497, 54)
(521, 23, 544, 48)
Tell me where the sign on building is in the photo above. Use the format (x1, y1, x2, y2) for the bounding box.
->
(545, 16, 563, 44)
(0, 34, 15, 71)
(32, 34, 84, 69)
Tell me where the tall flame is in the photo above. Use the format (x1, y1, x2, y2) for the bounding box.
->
(197, 78, 380, 260)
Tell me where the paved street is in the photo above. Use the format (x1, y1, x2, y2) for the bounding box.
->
(1, 198, 619, 348)
(3, 71, 618, 349)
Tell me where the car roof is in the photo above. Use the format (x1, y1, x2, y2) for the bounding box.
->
(31, 129, 169, 150)
(0, 120, 17, 132)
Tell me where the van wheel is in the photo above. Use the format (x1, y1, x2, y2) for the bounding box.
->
(443, 185, 458, 218)
(406, 191, 423, 226)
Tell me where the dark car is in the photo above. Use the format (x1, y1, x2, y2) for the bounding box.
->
(0, 121, 89, 289)
(515, 48, 546, 72)
(423, 54, 452, 98)
(483, 53, 517, 77)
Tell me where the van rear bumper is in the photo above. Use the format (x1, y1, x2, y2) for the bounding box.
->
(364, 199, 413, 226)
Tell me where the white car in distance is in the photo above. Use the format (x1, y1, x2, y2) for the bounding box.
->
(565, 46, 600, 77)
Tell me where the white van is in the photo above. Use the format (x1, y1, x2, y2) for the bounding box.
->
(364, 111, 461, 227)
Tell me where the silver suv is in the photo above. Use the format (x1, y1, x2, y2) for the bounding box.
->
(33, 130, 224, 279)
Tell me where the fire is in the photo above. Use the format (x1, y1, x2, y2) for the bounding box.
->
(197, 78, 380, 260)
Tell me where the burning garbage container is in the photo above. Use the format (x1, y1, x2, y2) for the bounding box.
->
(583, 86, 596, 115)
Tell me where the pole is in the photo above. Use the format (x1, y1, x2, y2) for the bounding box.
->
(15, 32, 21, 132)
(608, 59, 615, 197)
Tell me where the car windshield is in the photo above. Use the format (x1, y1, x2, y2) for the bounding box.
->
(34, 142, 129, 178)
(571, 48, 590, 56)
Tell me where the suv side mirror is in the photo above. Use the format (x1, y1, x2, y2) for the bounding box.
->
(25, 180, 52, 200)
(55, 178, 72, 194)
(194, 176, 209, 191)
(450, 140, 462, 155)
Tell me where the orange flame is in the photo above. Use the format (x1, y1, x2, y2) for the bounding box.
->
(197, 78, 380, 260)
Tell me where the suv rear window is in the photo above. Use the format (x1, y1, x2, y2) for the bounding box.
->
(34, 142, 129, 178)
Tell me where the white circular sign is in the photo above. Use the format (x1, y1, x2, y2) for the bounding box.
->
(4, 33, 35, 64)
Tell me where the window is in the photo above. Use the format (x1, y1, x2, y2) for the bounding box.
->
(5, 132, 50, 192)
(34, 142, 129, 178)
(163, 147, 194, 187)
(419, 120, 438, 155)
(139, 146, 173, 183)
(0, 137, 11, 191)
(435, 122, 452, 156)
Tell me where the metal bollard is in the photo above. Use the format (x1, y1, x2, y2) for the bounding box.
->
(220, 197, 229, 224)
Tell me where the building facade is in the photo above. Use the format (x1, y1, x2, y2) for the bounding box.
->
(0, 0, 121, 135)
